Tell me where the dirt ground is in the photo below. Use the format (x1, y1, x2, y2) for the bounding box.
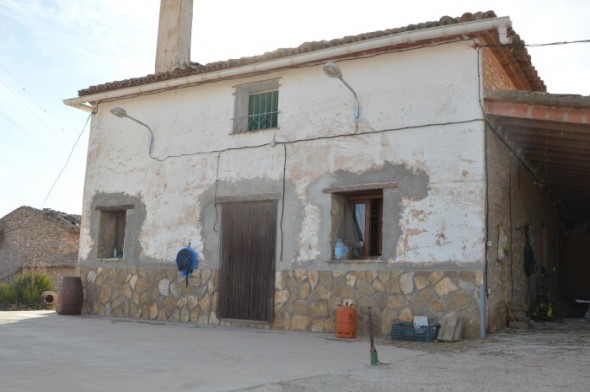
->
(245, 319, 590, 391)
(1, 312, 588, 391)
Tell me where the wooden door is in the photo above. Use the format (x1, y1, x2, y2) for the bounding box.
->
(218, 201, 277, 322)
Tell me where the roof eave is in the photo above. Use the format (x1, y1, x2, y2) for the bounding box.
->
(64, 16, 513, 111)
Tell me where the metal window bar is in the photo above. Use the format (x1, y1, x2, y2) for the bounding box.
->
(248, 90, 278, 131)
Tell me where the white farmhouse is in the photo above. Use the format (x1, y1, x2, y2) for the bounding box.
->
(66, 1, 590, 338)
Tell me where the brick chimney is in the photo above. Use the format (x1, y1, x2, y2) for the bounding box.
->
(155, 0, 193, 73)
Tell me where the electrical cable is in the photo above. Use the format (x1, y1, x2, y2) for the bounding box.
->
(0, 155, 46, 189)
(509, 154, 514, 301)
(0, 75, 67, 143)
(0, 109, 60, 161)
(106, 34, 588, 266)
(0, 123, 48, 154)
(139, 117, 482, 162)
(213, 152, 221, 232)
(280, 143, 287, 261)
(0, 64, 49, 114)
(524, 39, 590, 48)
(479, 38, 590, 49)
(41, 113, 91, 208)
(120, 31, 590, 163)
(476, 46, 490, 301)
(128, 112, 480, 265)
(475, 80, 569, 219)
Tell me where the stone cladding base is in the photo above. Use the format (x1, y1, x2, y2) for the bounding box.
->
(81, 266, 483, 338)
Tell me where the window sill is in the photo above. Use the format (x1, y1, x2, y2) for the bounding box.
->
(327, 258, 383, 264)
(98, 257, 123, 261)
(232, 126, 279, 135)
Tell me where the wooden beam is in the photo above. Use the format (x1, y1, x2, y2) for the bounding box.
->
(323, 182, 398, 194)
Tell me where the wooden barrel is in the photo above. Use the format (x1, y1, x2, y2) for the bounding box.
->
(336, 303, 357, 339)
(57, 277, 83, 315)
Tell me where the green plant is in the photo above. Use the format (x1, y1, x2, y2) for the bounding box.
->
(21, 285, 43, 308)
(0, 282, 17, 305)
(12, 272, 55, 308)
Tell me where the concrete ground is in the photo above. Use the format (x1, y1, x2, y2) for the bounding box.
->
(0, 311, 589, 391)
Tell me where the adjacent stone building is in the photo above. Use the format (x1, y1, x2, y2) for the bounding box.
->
(0, 206, 80, 287)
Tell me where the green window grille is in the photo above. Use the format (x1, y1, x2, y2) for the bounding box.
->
(248, 90, 278, 131)
(233, 78, 279, 133)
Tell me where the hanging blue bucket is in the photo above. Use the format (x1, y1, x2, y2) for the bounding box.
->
(176, 247, 198, 279)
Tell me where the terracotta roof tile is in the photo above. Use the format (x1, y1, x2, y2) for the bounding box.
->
(486, 90, 590, 109)
(79, 11, 544, 96)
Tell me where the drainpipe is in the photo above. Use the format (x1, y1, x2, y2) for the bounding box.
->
(480, 283, 486, 338)
(497, 24, 510, 45)
(64, 17, 513, 112)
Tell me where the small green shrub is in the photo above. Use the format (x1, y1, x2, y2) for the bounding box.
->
(0, 282, 17, 305)
(21, 285, 43, 308)
(12, 272, 55, 308)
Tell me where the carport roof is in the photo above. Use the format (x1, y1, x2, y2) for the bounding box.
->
(484, 90, 590, 221)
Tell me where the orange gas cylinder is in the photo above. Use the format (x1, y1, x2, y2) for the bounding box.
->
(336, 302, 357, 338)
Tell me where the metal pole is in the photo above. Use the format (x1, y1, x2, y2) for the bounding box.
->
(480, 284, 487, 338)
(368, 306, 378, 365)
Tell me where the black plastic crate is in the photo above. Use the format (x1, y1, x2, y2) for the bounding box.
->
(391, 322, 440, 342)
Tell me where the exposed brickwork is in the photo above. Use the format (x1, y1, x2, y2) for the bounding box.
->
(482, 47, 515, 93)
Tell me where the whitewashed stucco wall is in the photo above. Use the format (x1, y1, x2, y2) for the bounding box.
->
(79, 41, 486, 266)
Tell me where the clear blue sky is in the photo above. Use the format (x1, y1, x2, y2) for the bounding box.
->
(1, 0, 589, 218)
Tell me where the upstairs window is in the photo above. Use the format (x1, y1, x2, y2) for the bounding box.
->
(233, 78, 279, 133)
